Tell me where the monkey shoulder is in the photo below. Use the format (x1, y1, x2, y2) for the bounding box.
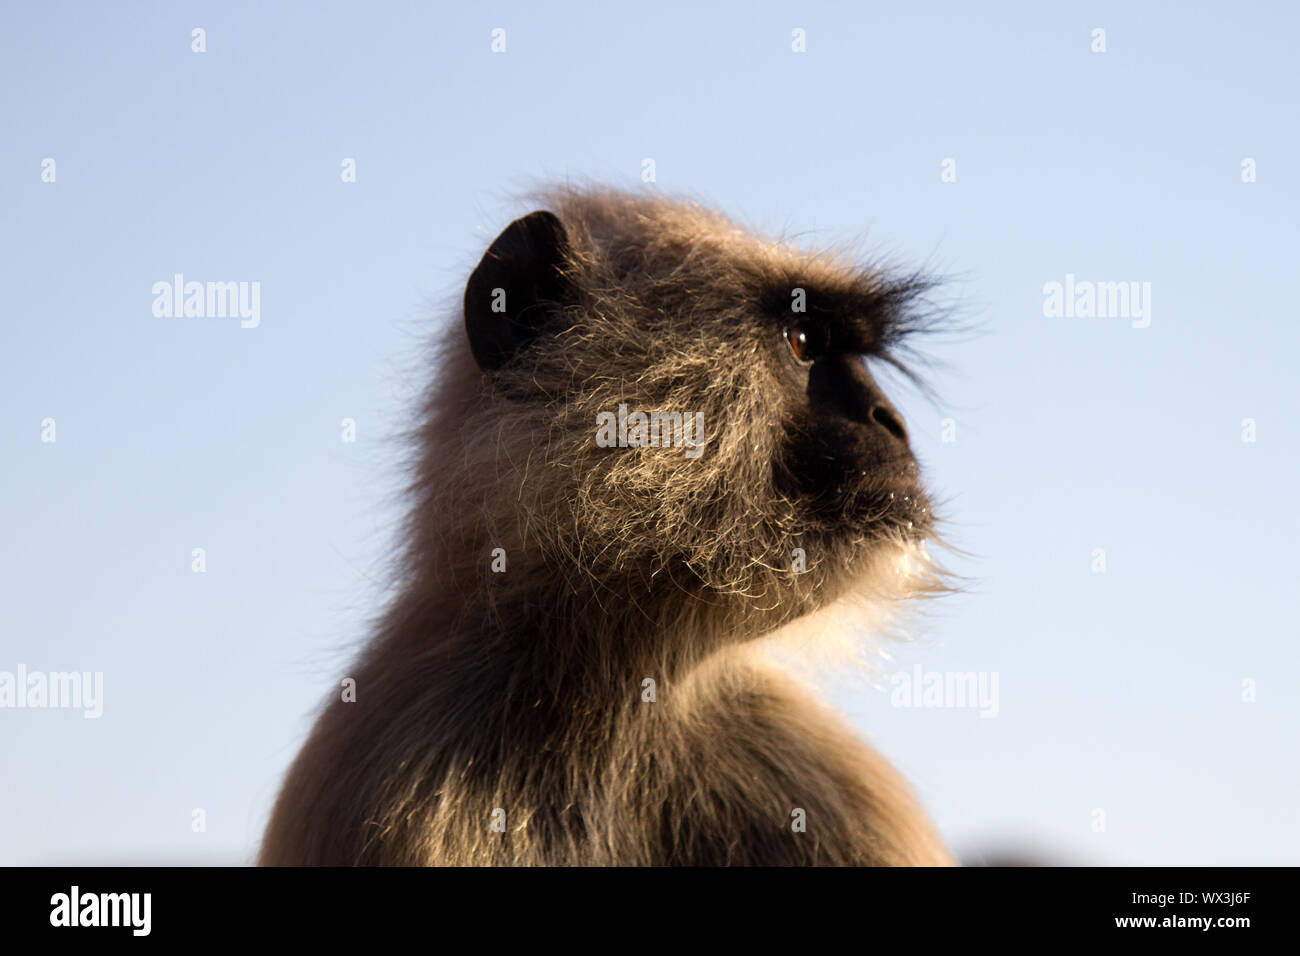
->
(646, 666, 951, 866)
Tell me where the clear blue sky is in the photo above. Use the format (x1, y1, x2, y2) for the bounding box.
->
(2, 1, 1296, 865)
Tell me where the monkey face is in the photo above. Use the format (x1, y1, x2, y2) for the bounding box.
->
(769, 311, 933, 548)
(459, 192, 940, 623)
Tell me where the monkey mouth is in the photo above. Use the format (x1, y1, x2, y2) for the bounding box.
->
(796, 453, 932, 535)
(848, 486, 933, 538)
(888, 493, 934, 540)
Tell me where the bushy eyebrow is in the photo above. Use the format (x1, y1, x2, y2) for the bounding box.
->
(758, 271, 939, 356)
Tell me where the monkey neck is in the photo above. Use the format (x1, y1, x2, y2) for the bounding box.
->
(384, 567, 748, 720)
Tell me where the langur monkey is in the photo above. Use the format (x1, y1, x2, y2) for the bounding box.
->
(260, 187, 954, 865)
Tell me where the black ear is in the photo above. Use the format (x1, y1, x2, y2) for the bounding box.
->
(464, 211, 573, 372)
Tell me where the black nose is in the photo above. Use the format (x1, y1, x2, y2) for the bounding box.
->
(807, 356, 911, 449)
(869, 402, 908, 443)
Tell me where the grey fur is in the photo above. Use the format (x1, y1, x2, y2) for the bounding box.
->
(260, 187, 953, 866)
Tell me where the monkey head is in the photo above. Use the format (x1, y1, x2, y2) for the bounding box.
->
(449, 188, 942, 639)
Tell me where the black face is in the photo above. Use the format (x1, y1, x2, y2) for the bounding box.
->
(768, 291, 931, 540)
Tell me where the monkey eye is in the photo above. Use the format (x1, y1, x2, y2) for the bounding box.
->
(783, 323, 829, 365)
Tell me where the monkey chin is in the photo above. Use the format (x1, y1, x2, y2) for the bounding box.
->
(759, 511, 947, 688)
